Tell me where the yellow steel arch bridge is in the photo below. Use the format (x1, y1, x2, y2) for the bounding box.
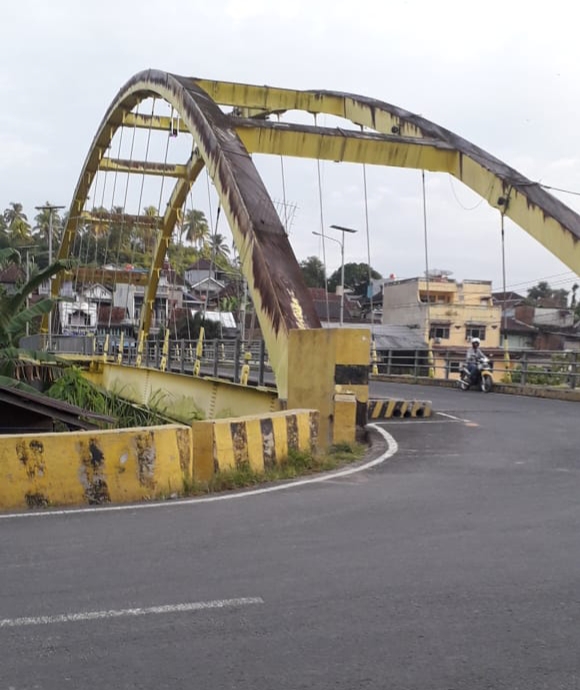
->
(47, 69, 580, 402)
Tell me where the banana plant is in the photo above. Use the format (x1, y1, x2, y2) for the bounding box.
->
(0, 247, 73, 383)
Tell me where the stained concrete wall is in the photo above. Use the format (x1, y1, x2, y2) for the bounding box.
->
(0, 425, 191, 510)
(191, 409, 319, 482)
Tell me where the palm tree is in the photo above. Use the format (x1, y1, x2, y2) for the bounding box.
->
(3, 202, 31, 245)
(182, 209, 210, 249)
(139, 205, 159, 254)
(207, 233, 231, 260)
(33, 202, 63, 245)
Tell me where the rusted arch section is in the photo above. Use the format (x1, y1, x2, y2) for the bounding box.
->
(52, 73, 580, 399)
(51, 70, 321, 399)
(191, 79, 580, 276)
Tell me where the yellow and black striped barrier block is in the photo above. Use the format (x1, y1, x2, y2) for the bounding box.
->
(191, 409, 320, 482)
(368, 398, 432, 420)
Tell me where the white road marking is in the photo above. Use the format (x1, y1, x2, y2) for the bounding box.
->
(0, 424, 398, 521)
(382, 419, 459, 425)
(436, 411, 473, 423)
(0, 597, 264, 629)
(382, 412, 470, 425)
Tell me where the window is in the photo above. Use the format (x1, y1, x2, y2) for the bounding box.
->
(429, 325, 450, 340)
(466, 325, 486, 341)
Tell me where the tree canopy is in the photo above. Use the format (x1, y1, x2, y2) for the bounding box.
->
(327, 262, 382, 296)
(526, 281, 569, 308)
(299, 256, 326, 288)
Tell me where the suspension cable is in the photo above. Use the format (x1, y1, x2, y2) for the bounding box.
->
(500, 186, 513, 341)
(153, 112, 175, 344)
(110, 112, 138, 333)
(421, 170, 431, 341)
(315, 115, 330, 324)
(360, 129, 373, 332)
(126, 98, 156, 341)
(277, 114, 290, 234)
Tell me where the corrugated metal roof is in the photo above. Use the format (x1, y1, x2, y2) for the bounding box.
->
(320, 323, 428, 349)
(0, 385, 116, 430)
(372, 325, 428, 350)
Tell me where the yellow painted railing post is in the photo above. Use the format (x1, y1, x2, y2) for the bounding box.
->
(241, 351, 252, 385)
(428, 339, 435, 378)
(371, 339, 379, 376)
(160, 329, 170, 372)
(102, 334, 110, 363)
(136, 331, 145, 368)
(193, 326, 205, 377)
(502, 337, 512, 383)
(117, 332, 124, 365)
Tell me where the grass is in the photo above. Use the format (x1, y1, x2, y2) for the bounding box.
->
(46, 366, 173, 428)
(183, 441, 367, 496)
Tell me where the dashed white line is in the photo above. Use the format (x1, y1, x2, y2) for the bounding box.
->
(0, 597, 264, 629)
(0, 424, 398, 521)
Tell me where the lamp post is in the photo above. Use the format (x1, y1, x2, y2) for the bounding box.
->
(35, 204, 65, 349)
(312, 224, 358, 326)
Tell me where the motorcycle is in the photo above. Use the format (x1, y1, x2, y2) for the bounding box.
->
(457, 356, 493, 393)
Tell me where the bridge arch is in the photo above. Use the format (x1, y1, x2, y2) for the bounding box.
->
(52, 71, 580, 396)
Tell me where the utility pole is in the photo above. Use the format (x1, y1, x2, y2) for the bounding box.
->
(313, 224, 358, 327)
(25, 248, 31, 337)
(35, 204, 65, 349)
(329, 225, 358, 326)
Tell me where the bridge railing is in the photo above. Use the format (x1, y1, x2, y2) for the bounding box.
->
(20, 334, 580, 390)
(116, 338, 273, 386)
(374, 348, 580, 389)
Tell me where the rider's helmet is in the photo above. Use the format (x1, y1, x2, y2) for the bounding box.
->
(471, 337, 480, 347)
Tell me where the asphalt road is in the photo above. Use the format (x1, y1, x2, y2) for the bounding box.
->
(2, 383, 580, 689)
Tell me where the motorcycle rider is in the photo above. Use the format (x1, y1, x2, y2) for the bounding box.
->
(465, 337, 486, 382)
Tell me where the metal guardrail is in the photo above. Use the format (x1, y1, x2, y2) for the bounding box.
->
(19, 334, 580, 390)
(374, 348, 580, 389)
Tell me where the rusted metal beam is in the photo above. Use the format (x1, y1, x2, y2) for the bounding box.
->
(193, 80, 580, 277)
(80, 211, 162, 227)
(69, 266, 150, 286)
(79, 70, 321, 397)
(234, 119, 457, 171)
(123, 112, 183, 133)
(99, 157, 188, 178)
(47, 72, 580, 397)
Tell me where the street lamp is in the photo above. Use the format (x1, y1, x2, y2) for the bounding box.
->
(35, 204, 65, 348)
(312, 224, 358, 326)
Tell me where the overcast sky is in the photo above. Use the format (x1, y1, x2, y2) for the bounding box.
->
(2, 0, 580, 296)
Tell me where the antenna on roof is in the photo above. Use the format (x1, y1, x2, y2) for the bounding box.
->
(425, 268, 453, 280)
